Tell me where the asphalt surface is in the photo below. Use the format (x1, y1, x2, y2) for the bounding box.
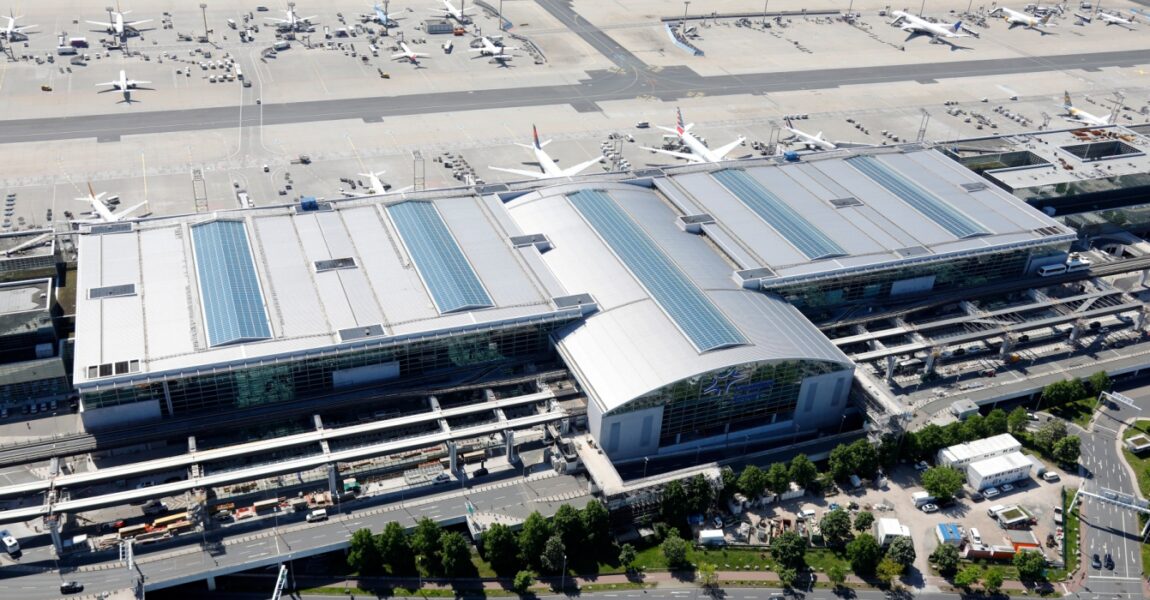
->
(0, 49, 1146, 144)
(203, 587, 963, 600)
(1074, 384, 1150, 599)
(0, 471, 590, 599)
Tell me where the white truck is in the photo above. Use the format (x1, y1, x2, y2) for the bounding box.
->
(912, 491, 936, 508)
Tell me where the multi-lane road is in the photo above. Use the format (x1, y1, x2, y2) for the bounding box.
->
(0, 49, 1146, 144)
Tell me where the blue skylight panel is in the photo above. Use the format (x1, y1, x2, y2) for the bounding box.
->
(386, 201, 493, 314)
(712, 169, 846, 260)
(191, 221, 272, 347)
(567, 189, 747, 353)
(849, 155, 989, 239)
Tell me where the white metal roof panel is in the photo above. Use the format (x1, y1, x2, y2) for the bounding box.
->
(139, 227, 197, 359)
(253, 215, 328, 338)
(346, 205, 438, 324)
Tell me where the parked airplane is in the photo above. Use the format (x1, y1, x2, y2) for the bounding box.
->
(265, 6, 317, 30)
(75, 184, 147, 223)
(0, 12, 35, 39)
(1098, 11, 1136, 27)
(87, 8, 150, 38)
(639, 108, 745, 164)
(889, 11, 969, 40)
(1061, 91, 1113, 126)
(782, 119, 872, 151)
(470, 36, 517, 56)
(343, 171, 413, 197)
(96, 69, 151, 102)
(431, 0, 475, 22)
(362, 3, 401, 26)
(989, 7, 1054, 32)
(391, 41, 429, 64)
(489, 125, 603, 180)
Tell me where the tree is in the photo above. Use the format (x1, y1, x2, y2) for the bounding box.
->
(929, 543, 960, 575)
(440, 531, 471, 577)
(1035, 418, 1069, 451)
(1042, 378, 1086, 407)
(1088, 370, 1111, 395)
(983, 567, 1004, 593)
(771, 530, 807, 568)
(661, 530, 690, 569)
(828, 438, 879, 480)
(876, 557, 904, 585)
(697, 562, 719, 588)
(552, 504, 584, 552)
(738, 465, 768, 498)
(846, 534, 881, 576)
(885, 536, 916, 567)
(853, 511, 875, 533)
(820, 508, 853, 547)
(985, 408, 1009, 435)
(766, 463, 791, 496)
(877, 433, 900, 469)
(540, 535, 566, 574)
(921, 466, 964, 501)
(719, 466, 738, 503)
(1014, 549, 1047, 580)
(778, 566, 798, 589)
(959, 414, 987, 442)
(411, 517, 443, 572)
(512, 570, 535, 595)
(686, 474, 715, 514)
(661, 480, 689, 528)
(954, 565, 981, 589)
(377, 521, 414, 574)
(789, 454, 818, 490)
(1008, 406, 1029, 433)
(581, 500, 611, 551)
(481, 523, 520, 575)
(913, 424, 948, 459)
(519, 512, 553, 570)
(826, 563, 848, 589)
(348, 528, 382, 574)
(618, 543, 637, 572)
(1053, 435, 1081, 465)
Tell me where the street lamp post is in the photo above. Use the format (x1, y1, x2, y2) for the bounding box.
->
(839, 414, 848, 434)
(643, 456, 649, 478)
(682, 1, 690, 26)
(499, 0, 504, 31)
(200, 3, 209, 42)
(762, 0, 769, 26)
(919, 0, 927, 16)
(561, 553, 567, 592)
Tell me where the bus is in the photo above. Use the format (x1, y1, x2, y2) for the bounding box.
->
(117, 524, 148, 539)
(151, 512, 189, 530)
(461, 450, 486, 465)
(253, 498, 281, 514)
(1037, 263, 1067, 277)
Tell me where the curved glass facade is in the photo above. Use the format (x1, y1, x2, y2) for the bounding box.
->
(608, 359, 845, 447)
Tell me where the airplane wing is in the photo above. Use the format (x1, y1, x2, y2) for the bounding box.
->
(264, 17, 290, 23)
(390, 52, 409, 59)
(113, 201, 148, 220)
(411, 52, 430, 58)
(126, 79, 151, 86)
(640, 146, 706, 163)
(86, 20, 114, 27)
(559, 156, 605, 177)
(709, 137, 746, 160)
(300, 15, 319, 21)
(488, 166, 550, 179)
(830, 141, 874, 149)
(126, 19, 151, 27)
(95, 81, 118, 87)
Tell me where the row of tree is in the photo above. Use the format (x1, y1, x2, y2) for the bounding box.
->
(930, 543, 1047, 588)
(347, 518, 473, 577)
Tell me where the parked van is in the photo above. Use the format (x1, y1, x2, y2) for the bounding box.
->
(969, 528, 982, 545)
(987, 504, 1006, 518)
(305, 509, 328, 523)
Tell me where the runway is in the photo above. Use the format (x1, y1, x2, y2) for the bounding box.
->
(1, 49, 1147, 144)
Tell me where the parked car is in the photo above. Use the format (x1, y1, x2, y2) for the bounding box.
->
(1042, 472, 1061, 482)
(920, 503, 939, 513)
(1105, 553, 1114, 570)
(914, 461, 930, 471)
(983, 487, 1000, 499)
(1092, 553, 1102, 569)
(1001, 483, 1015, 493)
(970, 490, 984, 502)
(60, 581, 83, 594)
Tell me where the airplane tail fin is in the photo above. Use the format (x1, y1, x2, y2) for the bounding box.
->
(87, 182, 97, 200)
(952, 21, 963, 32)
(1063, 91, 1073, 108)
(675, 107, 686, 136)
(532, 125, 542, 150)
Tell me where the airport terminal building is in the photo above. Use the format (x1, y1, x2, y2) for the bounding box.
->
(72, 147, 1074, 461)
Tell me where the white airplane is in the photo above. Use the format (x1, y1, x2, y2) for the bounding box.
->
(431, 0, 475, 22)
(639, 108, 745, 164)
(989, 7, 1055, 32)
(1099, 11, 1136, 27)
(781, 119, 872, 152)
(96, 69, 151, 102)
(470, 36, 517, 56)
(489, 125, 603, 180)
(391, 41, 429, 64)
(1060, 91, 1113, 126)
(889, 11, 968, 40)
(362, 3, 401, 26)
(343, 171, 413, 197)
(0, 12, 35, 39)
(75, 184, 147, 223)
(265, 7, 317, 30)
(87, 8, 150, 38)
